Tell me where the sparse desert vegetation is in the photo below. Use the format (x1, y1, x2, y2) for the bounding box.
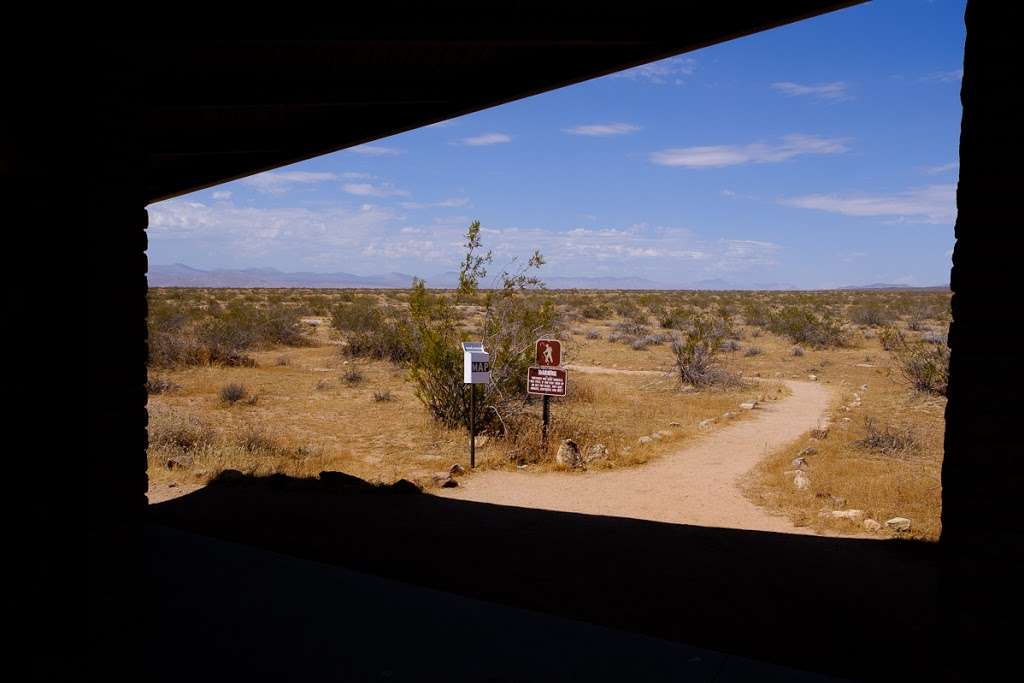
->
(147, 268, 949, 540)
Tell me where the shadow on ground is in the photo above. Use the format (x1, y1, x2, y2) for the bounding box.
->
(149, 472, 939, 680)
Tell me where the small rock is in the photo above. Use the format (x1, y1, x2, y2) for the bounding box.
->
(167, 482, 177, 488)
(811, 421, 831, 440)
(791, 456, 809, 470)
(886, 517, 912, 532)
(739, 401, 757, 410)
(860, 384, 869, 391)
(431, 473, 457, 487)
(657, 430, 674, 438)
(793, 471, 811, 491)
(698, 419, 715, 430)
(808, 374, 818, 381)
(722, 411, 736, 419)
(650, 432, 663, 441)
(638, 436, 653, 445)
(831, 509, 865, 521)
(669, 421, 681, 427)
(798, 447, 818, 457)
(863, 519, 882, 532)
(448, 463, 466, 477)
(555, 439, 583, 468)
(585, 444, 609, 462)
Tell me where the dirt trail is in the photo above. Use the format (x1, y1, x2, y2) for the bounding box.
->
(437, 379, 834, 534)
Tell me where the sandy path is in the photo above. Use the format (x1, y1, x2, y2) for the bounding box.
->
(437, 379, 833, 534)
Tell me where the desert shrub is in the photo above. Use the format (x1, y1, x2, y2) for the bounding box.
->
(857, 417, 919, 457)
(768, 307, 846, 348)
(315, 379, 331, 391)
(742, 302, 772, 328)
(614, 320, 650, 337)
(744, 346, 763, 357)
(659, 307, 690, 330)
(921, 330, 946, 345)
(792, 346, 805, 357)
(897, 342, 949, 396)
(149, 408, 215, 451)
(219, 383, 247, 404)
(373, 390, 392, 402)
(585, 329, 601, 340)
(720, 339, 741, 352)
(407, 222, 555, 432)
(275, 355, 291, 366)
(333, 297, 414, 364)
(848, 304, 895, 327)
(148, 298, 307, 368)
(342, 367, 364, 385)
(578, 302, 612, 320)
(631, 338, 650, 351)
(879, 325, 905, 351)
(672, 313, 740, 389)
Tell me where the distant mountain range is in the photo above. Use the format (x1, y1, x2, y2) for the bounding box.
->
(149, 264, 666, 290)
(148, 264, 948, 291)
(838, 283, 950, 290)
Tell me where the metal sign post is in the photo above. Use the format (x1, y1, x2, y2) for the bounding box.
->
(469, 384, 476, 468)
(462, 342, 490, 468)
(528, 339, 566, 451)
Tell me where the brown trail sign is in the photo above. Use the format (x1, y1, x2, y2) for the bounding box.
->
(530, 339, 566, 446)
(536, 339, 561, 367)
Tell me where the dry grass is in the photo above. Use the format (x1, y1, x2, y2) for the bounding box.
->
(148, 287, 948, 541)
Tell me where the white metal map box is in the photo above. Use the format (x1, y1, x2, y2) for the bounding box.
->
(462, 341, 491, 384)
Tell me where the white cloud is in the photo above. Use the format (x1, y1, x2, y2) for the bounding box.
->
(342, 182, 409, 198)
(241, 171, 338, 195)
(779, 184, 956, 224)
(920, 162, 958, 175)
(348, 144, 402, 156)
(147, 198, 398, 257)
(921, 69, 963, 83)
(400, 197, 470, 209)
(212, 190, 232, 200)
(563, 122, 641, 137)
(612, 55, 697, 85)
(650, 134, 849, 168)
(770, 81, 850, 101)
(458, 132, 511, 146)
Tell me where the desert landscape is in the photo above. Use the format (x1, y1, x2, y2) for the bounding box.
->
(146, 265, 949, 541)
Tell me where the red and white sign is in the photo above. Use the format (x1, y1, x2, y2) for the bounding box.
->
(528, 366, 567, 396)
(535, 339, 561, 367)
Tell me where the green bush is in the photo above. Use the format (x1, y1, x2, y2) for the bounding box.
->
(767, 307, 846, 348)
(671, 313, 740, 388)
(407, 223, 555, 432)
(897, 342, 949, 396)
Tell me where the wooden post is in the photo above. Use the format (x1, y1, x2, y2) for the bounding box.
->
(542, 394, 550, 448)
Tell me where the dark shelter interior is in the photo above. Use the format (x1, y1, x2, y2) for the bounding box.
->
(12, 2, 1012, 679)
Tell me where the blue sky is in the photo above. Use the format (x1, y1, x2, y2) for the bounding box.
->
(148, 0, 966, 288)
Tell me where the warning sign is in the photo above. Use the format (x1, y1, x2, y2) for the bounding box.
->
(527, 366, 567, 396)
